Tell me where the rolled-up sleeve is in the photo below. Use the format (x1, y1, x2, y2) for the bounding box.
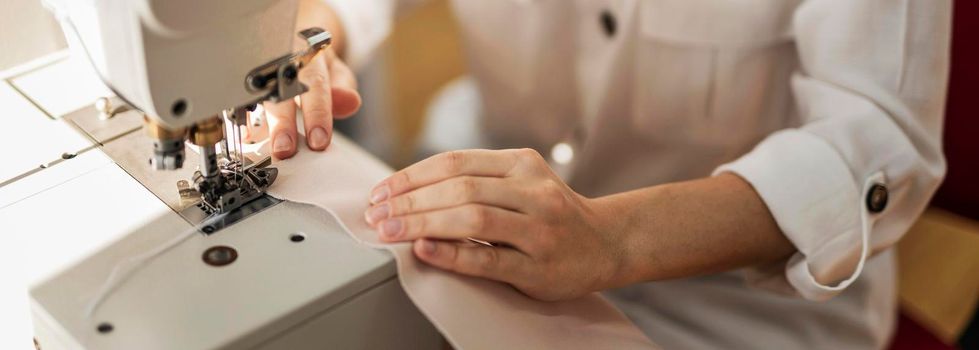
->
(320, 0, 398, 70)
(714, 0, 951, 301)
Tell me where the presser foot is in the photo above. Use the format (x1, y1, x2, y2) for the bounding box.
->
(190, 159, 278, 216)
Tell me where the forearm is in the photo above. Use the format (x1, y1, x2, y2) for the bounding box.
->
(297, 0, 347, 58)
(594, 172, 794, 287)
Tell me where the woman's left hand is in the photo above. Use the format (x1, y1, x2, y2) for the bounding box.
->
(364, 149, 627, 301)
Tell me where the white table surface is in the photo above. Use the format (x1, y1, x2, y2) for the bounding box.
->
(0, 52, 160, 350)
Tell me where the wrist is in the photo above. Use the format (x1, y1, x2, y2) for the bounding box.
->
(582, 193, 648, 291)
(588, 184, 678, 289)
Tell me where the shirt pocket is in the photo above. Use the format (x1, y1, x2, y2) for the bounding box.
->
(631, 0, 799, 146)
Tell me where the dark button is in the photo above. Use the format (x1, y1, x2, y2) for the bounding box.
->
(866, 184, 888, 213)
(600, 10, 617, 37)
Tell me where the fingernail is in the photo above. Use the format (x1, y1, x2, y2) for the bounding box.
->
(421, 240, 437, 255)
(381, 218, 403, 238)
(309, 127, 328, 150)
(273, 134, 294, 153)
(365, 203, 390, 225)
(370, 186, 390, 204)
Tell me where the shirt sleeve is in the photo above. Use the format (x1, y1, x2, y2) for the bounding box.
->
(319, 0, 398, 71)
(713, 0, 951, 301)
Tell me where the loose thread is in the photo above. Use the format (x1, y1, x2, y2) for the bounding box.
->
(84, 213, 227, 318)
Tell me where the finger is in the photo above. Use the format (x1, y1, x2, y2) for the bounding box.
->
(264, 98, 298, 159)
(299, 51, 333, 151)
(367, 177, 531, 223)
(375, 204, 530, 246)
(414, 239, 531, 285)
(328, 57, 361, 118)
(370, 150, 522, 204)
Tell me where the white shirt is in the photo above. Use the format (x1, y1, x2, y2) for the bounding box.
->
(322, 0, 951, 348)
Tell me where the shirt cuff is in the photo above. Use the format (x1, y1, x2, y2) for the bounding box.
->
(714, 130, 881, 301)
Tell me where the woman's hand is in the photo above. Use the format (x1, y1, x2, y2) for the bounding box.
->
(245, 0, 359, 159)
(246, 48, 361, 159)
(363, 149, 628, 301)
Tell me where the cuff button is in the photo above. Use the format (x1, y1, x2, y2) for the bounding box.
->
(866, 184, 888, 213)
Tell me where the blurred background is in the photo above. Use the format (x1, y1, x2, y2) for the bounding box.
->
(0, 0, 976, 349)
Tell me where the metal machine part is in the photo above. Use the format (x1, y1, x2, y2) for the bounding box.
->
(192, 157, 279, 216)
(246, 28, 332, 103)
(179, 116, 279, 216)
(188, 116, 224, 182)
(145, 116, 187, 170)
(94, 96, 132, 120)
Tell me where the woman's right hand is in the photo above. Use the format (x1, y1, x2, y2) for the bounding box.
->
(246, 47, 361, 159)
(245, 0, 359, 159)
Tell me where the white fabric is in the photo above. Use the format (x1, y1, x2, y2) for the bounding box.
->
(326, 0, 950, 348)
(267, 135, 657, 350)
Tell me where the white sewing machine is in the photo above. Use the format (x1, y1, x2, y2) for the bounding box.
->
(0, 0, 439, 349)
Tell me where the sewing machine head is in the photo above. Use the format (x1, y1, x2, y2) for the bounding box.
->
(43, 0, 330, 214)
